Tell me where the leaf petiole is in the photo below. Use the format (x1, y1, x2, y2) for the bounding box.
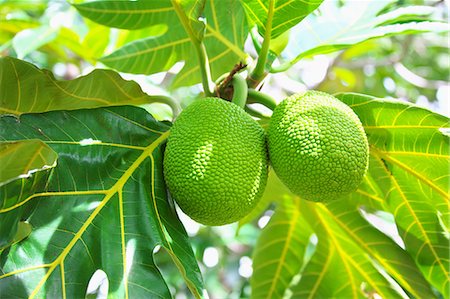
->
(270, 59, 295, 73)
(171, 0, 213, 97)
(248, 0, 275, 88)
(195, 42, 214, 97)
(250, 28, 262, 53)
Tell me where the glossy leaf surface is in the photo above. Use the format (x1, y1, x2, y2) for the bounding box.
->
(0, 107, 204, 298)
(0, 140, 57, 250)
(251, 197, 313, 299)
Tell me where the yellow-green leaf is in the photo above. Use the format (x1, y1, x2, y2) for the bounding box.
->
(74, 0, 248, 87)
(337, 92, 450, 297)
(241, 0, 323, 39)
(0, 57, 159, 115)
(251, 196, 313, 299)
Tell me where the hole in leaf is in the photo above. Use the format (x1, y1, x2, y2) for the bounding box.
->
(86, 269, 109, 299)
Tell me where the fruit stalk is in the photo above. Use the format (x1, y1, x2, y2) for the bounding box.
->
(231, 74, 248, 109)
(247, 89, 277, 111)
(245, 105, 270, 119)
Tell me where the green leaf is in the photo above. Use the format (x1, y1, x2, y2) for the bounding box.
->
(337, 92, 450, 297)
(0, 106, 204, 298)
(74, 0, 248, 87)
(291, 200, 406, 298)
(0, 140, 57, 186)
(275, 1, 449, 71)
(0, 57, 158, 115)
(73, 0, 185, 30)
(0, 140, 57, 249)
(172, 0, 248, 87)
(3, 221, 32, 250)
(251, 94, 448, 297)
(251, 197, 313, 299)
(73, 0, 206, 39)
(324, 201, 436, 299)
(241, 0, 323, 39)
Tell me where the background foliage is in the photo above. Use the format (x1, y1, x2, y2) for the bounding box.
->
(0, 0, 449, 298)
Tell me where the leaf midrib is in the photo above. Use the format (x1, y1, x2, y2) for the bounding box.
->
(24, 131, 169, 298)
(319, 204, 430, 299)
(371, 150, 449, 283)
(371, 147, 449, 201)
(266, 202, 300, 298)
(75, 5, 174, 14)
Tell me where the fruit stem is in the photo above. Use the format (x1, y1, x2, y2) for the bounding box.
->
(214, 63, 247, 97)
(247, 89, 277, 111)
(245, 105, 270, 119)
(248, 0, 275, 88)
(149, 95, 181, 119)
(231, 74, 248, 109)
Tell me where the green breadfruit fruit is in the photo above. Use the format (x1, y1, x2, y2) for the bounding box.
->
(164, 97, 268, 226)
(268, 91, 369, 202)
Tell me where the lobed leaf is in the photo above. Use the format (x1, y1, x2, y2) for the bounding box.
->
(172, 0, 248, 87)
(291, 199, 405, 298)
(0, 106, 204, 298)
(324, 201, 436, 298)
(241, 0, 323, 39)
(337, 92, 450, 296)
(251, 94, 449, 298)
(74, 0, 248, 87)
(0, 57, 157, 115)
(0, 140, 57, 186)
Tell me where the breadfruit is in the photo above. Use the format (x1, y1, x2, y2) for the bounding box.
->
(268, 91, 369, 202)
(164, 97, 268, 226)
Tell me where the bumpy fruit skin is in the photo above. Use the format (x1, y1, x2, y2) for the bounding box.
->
(164, 97, 268, 226)
(268, 91, 369, 202)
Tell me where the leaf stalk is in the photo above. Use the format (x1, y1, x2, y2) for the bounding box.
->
(171, 0, 213, 96)
(248, 0, 275, 88)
